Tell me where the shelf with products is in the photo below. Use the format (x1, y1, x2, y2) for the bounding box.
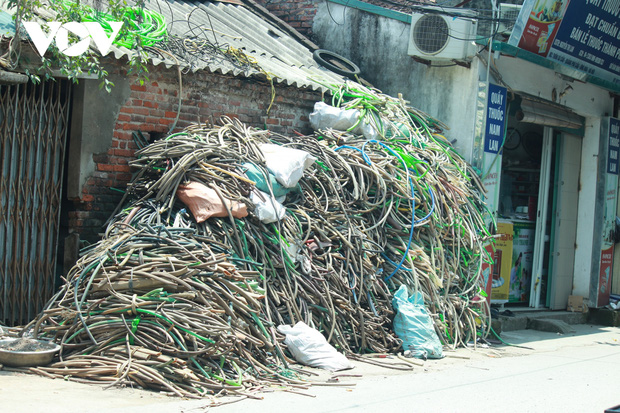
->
(500, 165, 540, 221)
(504, 167, 539, 173)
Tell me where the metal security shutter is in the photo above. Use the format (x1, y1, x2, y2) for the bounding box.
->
(0, 80, 72, 326)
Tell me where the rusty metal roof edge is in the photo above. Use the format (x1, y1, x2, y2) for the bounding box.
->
(0, 37, 336, 92)
(1, 0, 341, 93)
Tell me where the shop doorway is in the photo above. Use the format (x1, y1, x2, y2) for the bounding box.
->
(498, 125, 581, 309)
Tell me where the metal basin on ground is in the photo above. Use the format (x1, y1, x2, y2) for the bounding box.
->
(0, 338, 60, 367)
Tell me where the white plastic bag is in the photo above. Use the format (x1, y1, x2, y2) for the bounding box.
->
(277, 321, 353, 371)
(250, 190, 287, 223)
(309, 101, 361, 131)
(259, 144, 316, 188)
(308, 101, 378, 140)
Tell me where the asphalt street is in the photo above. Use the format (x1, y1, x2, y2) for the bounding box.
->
(1, 324, 619, 413)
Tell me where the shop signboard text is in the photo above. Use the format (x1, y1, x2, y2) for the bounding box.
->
(608, 118, 620, 174)
(510, 0, 620, 85)
(484, 84, 507, 154)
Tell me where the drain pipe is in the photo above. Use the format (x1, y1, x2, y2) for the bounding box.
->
(485, 0, 497, 92)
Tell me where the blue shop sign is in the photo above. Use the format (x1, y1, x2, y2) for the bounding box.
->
(510, 0, 620, 86)
(548, 0, 620, 86)
(609, 118, 620, 175)
(484, 84, 507, 154)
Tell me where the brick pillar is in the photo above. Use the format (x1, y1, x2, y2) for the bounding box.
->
(256, 0, 318, 38)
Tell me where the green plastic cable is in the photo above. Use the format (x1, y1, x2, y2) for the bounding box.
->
(60, 1, 167, 49)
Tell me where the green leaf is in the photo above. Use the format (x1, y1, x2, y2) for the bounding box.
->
(11, 0, 151, 87)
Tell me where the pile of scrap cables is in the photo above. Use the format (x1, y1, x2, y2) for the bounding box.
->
(19, 82, 493, 400)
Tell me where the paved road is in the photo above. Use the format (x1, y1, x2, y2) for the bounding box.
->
(1, 324, 619, 412)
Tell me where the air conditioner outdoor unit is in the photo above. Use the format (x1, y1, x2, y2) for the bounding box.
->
(408, 8, 478, 61)
(498, 3, 522, 35)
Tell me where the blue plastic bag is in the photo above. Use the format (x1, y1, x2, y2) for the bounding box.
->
(242, 163, 291, 198)
(392, 285, 443, 359)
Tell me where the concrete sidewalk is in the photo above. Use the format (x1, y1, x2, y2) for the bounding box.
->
(491, 309, 589, 333)
(1, 324, 619, 412)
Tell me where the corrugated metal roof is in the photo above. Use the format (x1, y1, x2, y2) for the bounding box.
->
(0, 0, 15, 36)
(109, 0, 347, 91)
(0, 0, 347, 91)
(0, 12, 14, 36)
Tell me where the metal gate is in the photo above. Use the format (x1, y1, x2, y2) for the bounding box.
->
(0, 79, 72, 326)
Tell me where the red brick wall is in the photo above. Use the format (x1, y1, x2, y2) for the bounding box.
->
(68, 64, 322, 243)
(256, 0, 439, 39)
(258, 0, 318, 38)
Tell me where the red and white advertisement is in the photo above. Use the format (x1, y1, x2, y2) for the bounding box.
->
(510, 0, 570, 58)
(598, 246, 613, 306)
(597, 119, 619, 306)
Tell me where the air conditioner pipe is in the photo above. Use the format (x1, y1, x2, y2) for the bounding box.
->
(516, 98, 582, 129)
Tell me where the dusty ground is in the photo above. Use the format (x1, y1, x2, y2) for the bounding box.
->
(1, 324, 619, 412)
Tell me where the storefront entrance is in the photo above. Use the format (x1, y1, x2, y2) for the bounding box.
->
(496, 105, 582, 309)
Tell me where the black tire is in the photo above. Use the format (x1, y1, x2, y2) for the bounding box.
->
(312, 49, 361, 79)
(503, 127, 521, 151)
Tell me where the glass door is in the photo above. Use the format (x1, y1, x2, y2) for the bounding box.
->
(530, 128, 553, 308)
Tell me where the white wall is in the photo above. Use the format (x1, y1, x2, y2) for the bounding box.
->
(491, 55, 613, 117)
(66, 75, 131, 199)
(573, 118, 602, 298)
(313, 3, 479, 161)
